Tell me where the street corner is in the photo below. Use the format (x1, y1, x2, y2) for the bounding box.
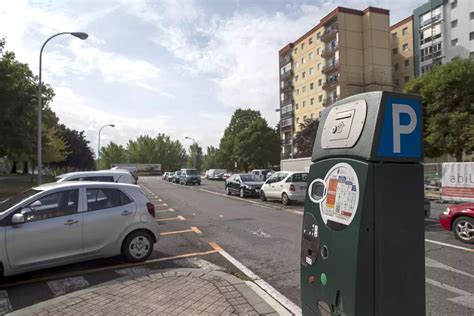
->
(9, 268, 284, 316)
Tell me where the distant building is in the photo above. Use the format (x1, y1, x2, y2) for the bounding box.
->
(413, 0, 474, 76)
(278, 6, 393, 159)
(391, 16, 416, 92)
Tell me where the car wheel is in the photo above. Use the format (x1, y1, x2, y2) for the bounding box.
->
(226, 186, 231, 195)
(122, 231, 154, 262)
(282, 193, 290, 205)
(240, 188, 246, 198)
(260, 191, 267, 201)
(453, 216, 474, 244)
(198, 182, 201, 186)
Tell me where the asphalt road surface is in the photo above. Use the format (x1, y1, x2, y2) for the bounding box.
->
(143, 177, 473, 315)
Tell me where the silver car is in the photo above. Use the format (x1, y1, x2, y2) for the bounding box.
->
(56, 170, 136, 184)
(0, 182, 160, 277)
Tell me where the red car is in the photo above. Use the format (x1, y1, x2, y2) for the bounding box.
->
(439, 203, 474, 244)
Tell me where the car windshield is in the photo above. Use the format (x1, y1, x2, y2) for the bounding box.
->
(0, 189, 41, 213)
(186, 170, 198, 175)
(290, 173, 309, 183)
(240, 175, 262, 182)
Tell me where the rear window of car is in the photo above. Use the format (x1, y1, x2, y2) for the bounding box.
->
(86, 188, 133, 211)
(186, 170, 198, 175)
(288, 173, 308, 183)
(0, 189, 41, 213)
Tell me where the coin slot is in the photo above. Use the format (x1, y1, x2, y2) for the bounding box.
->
(321, 245, 329, 259)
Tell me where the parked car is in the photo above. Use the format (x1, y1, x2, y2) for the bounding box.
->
(0, 182, 160, 277)
(162, 172, 172, 181)
(424, 197, 431, 218)
(260, 171, 308, 205)
(208, 169, 227, 180)
(179, 169, 201, 185)
(172, 171, 182, 183)
(111, 166, 139, 181)
(439, 203, 474, 244)
(56, 170, 136, 184)
(250, 169, 274, 181)
(204, 170, 209, 179)
(222, 171, 233, 180)
(225, 174, 264, 198)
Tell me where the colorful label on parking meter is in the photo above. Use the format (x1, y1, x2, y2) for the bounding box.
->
(321, 163, 359, 229)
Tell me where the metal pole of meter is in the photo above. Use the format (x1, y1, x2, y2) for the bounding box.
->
(37, 32, 88, 184)
(97, 124, 115, 170)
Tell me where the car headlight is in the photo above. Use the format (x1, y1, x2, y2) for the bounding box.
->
(443, 207, 450, 215)
(244, 185, 252, 190)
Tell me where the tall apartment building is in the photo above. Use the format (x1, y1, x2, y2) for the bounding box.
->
(414, 0, 474, 76)
(391, 16, 416, 91)
(279, 6, 393, 159)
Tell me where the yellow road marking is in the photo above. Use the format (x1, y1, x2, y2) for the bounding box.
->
(162, 203, 168, 206)
(158, 199, 163, 202)
(168, 208, 175, 212)
(160, 229, 194, 236)
(156, 215, 185, 222)
(191, 226, 203, 234)
(156, 209, 172, 213)
(209, 242, 223, 251)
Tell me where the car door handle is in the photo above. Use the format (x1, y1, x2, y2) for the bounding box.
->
(120, 211, 133, 216)
(64, 219, 79, 225)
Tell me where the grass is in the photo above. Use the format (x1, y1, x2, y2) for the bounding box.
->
(0, 174, 54, 198)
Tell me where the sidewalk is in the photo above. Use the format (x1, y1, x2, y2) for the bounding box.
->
(9, 268, 288, 315)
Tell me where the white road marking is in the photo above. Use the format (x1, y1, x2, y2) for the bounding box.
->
(251, 228, 272, 238)
(216, 248, 301, 315)
(425, 239, 474, 252)
(426, 278, 474, 309)
(0, 290, 12, 314)
(47, 276, 90, 296)
(198, 188, 304, 216)
(115, 266, 151, 276)
(426, 257, 474, 279)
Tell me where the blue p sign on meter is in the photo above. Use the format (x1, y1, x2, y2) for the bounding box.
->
(377, 97, 422, 159)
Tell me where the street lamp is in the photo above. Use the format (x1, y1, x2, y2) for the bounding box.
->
(37, 32, 89, 184)
(97, 124, 115, 170)
(185, 136, 198, 168)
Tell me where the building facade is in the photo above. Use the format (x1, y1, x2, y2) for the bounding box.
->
(391, 16, 416, 91)
(279, 6, 393, 159)
(413, 0, 474, 76)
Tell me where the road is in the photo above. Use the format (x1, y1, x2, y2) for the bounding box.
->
(0, 176, 472, 315)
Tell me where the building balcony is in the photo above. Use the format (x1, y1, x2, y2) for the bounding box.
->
(320, 24, 338, 42)
(420, 14, 441, 28)
(281, 120, 293, 130)
(280, 70, 293, 80)
(281, 96, 293, 106)
(279, 55, 292, 66)
(281, 81, 293, 92)
(321, 44, 338, 58)
(420, 33, 442, 46)
(321, 60, 339, 74)
(281, 110, 293, 119)
(322, 77, 338, 90)
(281, 138, 292, 145)
(322, 96, 338, 107)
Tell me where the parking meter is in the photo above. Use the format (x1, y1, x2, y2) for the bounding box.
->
(301, 91, 425, 316)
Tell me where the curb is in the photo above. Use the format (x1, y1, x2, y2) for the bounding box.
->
(8, 268, 282, 315)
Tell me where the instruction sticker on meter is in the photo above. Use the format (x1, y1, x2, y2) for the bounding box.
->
(321, 163, 359, 230)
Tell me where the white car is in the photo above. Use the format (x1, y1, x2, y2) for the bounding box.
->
(56, 170, 136, 184)
(0, 182, 160, 277)
(260, 171, 309, 205)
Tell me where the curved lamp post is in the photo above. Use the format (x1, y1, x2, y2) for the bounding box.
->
(97, 124, 115, 170)
(185, 136, 198, 168)
(37, 32, 89, 184)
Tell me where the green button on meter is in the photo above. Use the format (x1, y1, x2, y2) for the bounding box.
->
(321, 273, 327, 286)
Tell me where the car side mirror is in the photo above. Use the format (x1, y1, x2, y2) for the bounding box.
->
(12, 213, 25, 225)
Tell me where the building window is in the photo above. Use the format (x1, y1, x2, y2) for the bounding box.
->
(295, 89, 299, 95)
(296, 103, 299, 110)
(311, 113, 314, 119)
(309, 52, 314, 60)
(470, 52, 474, 59)
(310, 82, 314, 90)
(317, 63, 321, 70)
(294, 48, 298, 55)
(318, 79, 322, 86)
(302, 86, 306, 93)
(402, 27, 408, 36)
(301, 43, 305, 50)
(303, 115, 307, 121)
(318, 95, 323, 102)
(471, 12, 474, 20)
(470, 32, 474, 40)
(394, 63, 399, 71)
(393, 48, 398, 55)
(404, 59, 409, 67)
(301, 57, 305, 64)
(309, 37, 313, 45)
(311, 98, 315, 105)
(302, 71, 306, 78)
(296, 118, 300, 124)
(402, 43, 408, 51)
(451, 20, 458, 28)
(404, 76, 409, 83)
(392, 32, 397, 39)
(309, 67, 314, 75)
(302, 101, 306, 107)
(295, 75, 298, 82)
(452, 38, 458, 46)
(451, 0, 457, 9)
(294, 61, 299, 68)
(317, 32, 321, 39)
(317, 48, 320, 55)
(394, 79, 400, 86)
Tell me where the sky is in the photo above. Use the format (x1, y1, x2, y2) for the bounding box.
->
(0, 0, 425, 155)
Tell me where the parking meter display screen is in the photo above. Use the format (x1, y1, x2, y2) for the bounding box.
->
(321, 163, 359, 230)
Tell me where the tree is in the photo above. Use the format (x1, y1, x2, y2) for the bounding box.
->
(218, 109, 261, 169)
(293, 118, 320, 158)
(233, 117, 280, 171)
(404, 58, 474, 161)
(99, 142, 128, 170)
(187, 143, 203, 171)
(202, 146, 220, 171)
